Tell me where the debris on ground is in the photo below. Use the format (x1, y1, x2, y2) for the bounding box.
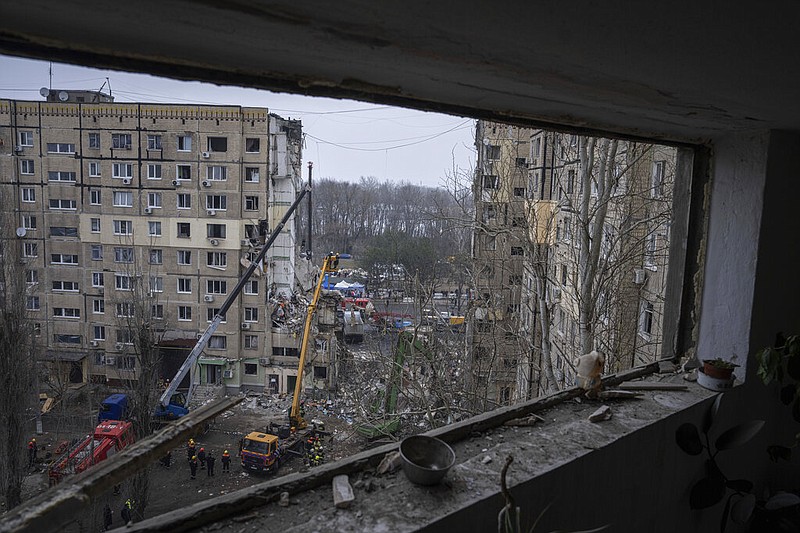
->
(376, 451, 402, 475)
(588, 405, 612, 423)
(332, 475, 355, 509)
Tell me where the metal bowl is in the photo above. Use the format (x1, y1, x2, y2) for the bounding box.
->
(399, 435, 455, 485)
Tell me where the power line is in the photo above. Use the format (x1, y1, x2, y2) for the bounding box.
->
(305, 120, 472, 152)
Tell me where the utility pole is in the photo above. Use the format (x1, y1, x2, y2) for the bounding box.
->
(307, 161, 313, 262)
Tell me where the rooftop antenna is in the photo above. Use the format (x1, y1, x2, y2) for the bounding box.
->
(94, 79, 108, 102)
(48, 62, 52, 90)
(106, 77, 112, 98)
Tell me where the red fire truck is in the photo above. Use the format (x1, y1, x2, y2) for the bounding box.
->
(48, 420, 135, 485)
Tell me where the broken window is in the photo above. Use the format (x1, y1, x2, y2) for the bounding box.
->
(207, 136, 227, 152)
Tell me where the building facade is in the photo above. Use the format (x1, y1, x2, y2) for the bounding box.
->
(0, 91, 320, 396)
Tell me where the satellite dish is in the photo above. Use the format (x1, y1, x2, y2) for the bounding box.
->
(39, 87, 49, 97)
(58, 91, 69, 102)
(15, 227, 26, 238)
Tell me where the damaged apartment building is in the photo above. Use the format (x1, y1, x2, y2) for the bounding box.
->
(470, 121, 675, 404)
(0, 90, 337, 398)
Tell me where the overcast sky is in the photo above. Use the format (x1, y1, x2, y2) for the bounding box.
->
(0, 55, 475, 188)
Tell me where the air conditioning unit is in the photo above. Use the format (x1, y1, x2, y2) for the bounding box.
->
(202, 180, 212, 187)
(115, 342, 124, 350)
(105, 356, 116, 365)
(259, 357, 270, 366)
(203, 294, 214, 302)
(201, 151, 211, 158)
(207, 209, 216, 216)
(14, 146, 23, 153)
(209, 238, 219, 246)
(122, 177, 132, 185)
(196, 333, 203, 339)
(634, 268, 647, 284)
(144, 207, 153, 214)
(241, 239, 250, 247)
(171, 179, 181, 187)
(89, 340, 99, 347)
(552, 287, 562, 301)
(223, 370, 233, 379)
(241, 322, 251, 330)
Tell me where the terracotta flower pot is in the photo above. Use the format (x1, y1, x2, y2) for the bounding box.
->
(702, 360, 735, 380)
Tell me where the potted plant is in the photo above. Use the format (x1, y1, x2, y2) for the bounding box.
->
(702, 358, 739, 380)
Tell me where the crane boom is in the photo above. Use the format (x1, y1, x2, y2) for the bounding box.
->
(289, 252, 342, 429)
(158, 185, 311, 414)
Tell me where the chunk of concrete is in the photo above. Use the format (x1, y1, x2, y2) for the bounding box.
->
(376, 451, 403, 475)
(588, 405, 612, 423)
(278, 491, 290, 507)
(333, 474, 355, 509)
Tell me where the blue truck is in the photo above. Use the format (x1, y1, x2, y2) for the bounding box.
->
(98, 393, 130, 422)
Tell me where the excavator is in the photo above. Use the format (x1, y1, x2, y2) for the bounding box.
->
(240, 252, 344, 473)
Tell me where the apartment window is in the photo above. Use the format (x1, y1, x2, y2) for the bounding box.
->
(152, 304, 164, 319)
(177, 194, 191, 209)
(206, 195, 227, 210)
(149, 249, 163, 264)
(207, 280, 227, 294)
(116, 302, 134, 317)
(50, 254, 78, 265)
(112, 133, 132, 149)
(244, 335, 258, 350)
(207, 251, 227, 268)
(92, 272, 104, 287)
(22, 215, 36, 230)
(484, 235, 496, 251)
(49, 199, 77, 210)
(207, 137, 227, 152)
(115, 274, 132, 291)
(244, 364, 258, 376)
(245, 167, 260, 182)
(93, 326, 106, 341)
(113, 220, 133, 235)
(46, 143, 75, 153)
(486, 145, 501, 160)
(206, 308, 227, 322)
(244, 196, 259, 210)
(511, 246, 524, 256)
(206, 224, 226, 239)
(89, 161, 101, 177)
(52, 280, 79, 292)
(112, 163, 133, 178)
(25, 270, 38, 284)
(561, 264, 568, 286)
(114, 247, 134, 263)
(314, 366, 327, 380)
(54, 334, 81, 344)
(147, 134, 162, 150)
(93, 299, 105, 314)
(178, 305, 192, 321)
(567, 169, 576, 194)
(652, 160, 666, 198)
(21, 188, 35, 203)
(482, 204, 497, 222)
(207, 166, 227, 181)
(53, 307, 81, 319)
(645, 232, 657, 268)
(208, 335, 227, 349)
(148, 221, 162, 237)
(513, 187, 526, 197)
(26, 296, 40, 311)
(515, 157, 527, 167)
(177, 165, 192, 180)
(244, 307, 259, 322)
(177, 134, 192, 152)
(244, 280, 258, 295)
(639, 301, 655, 337)
(245, 138, 260, 153)
(116, 330, 135, 346)
(113, 191, 133, 207)
(50, 226, 78, 239)
(150, 276, 163, 293)
(177, 222, 191, 238)
(562, 216, 572, 242)
(23, 242, 38, 257)
(91, 245, 103, 260)
(482, 175, 499, 189)
(177, 278, 192, 293)
(19, 131, 33, 146)
(91, 218, 101, 232)
(20, 160, 34, 174)
(48, 171, 76, 182)
(147, 192, 162, 209)
(88, 132, 100, 149)
(90, 190, 101, 205)
(177, 250, 192, 265)
(509, 274, 523, 285)
(147, 163, 162, 180)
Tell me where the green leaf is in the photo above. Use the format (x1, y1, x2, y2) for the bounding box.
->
(780, 384, 797, 405)
(690, 472, 726, 509)
(730, 493, 756, 524)
(757, 346, 782, 385)
(726, 479, 753, 493)
(702, 394, 723, 433)
(676, 423, 703, 455)
(767, 445, 792, 462)
(715, 420, 765, 451)
(764, 492, 800, 511)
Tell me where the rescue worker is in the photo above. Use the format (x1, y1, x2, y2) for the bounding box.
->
(160, 449, 172, 468)
(189, 455, 198, 480)
(121, 499, 133, 525)
(221, 449, 231, 472)
(103, 503, 113, 531)
(206, 451, 216, 477)
(197, 447, 206, 469)
(187, 438, 196, 461)
(27, 439, 35, 467)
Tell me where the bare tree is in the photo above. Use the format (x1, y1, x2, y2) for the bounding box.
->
(0, 201, 38, 509)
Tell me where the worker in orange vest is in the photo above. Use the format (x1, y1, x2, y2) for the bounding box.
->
(27, 438, 37, 467)
(187, 438, 196, 461)
(221, 449, 231, 472)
